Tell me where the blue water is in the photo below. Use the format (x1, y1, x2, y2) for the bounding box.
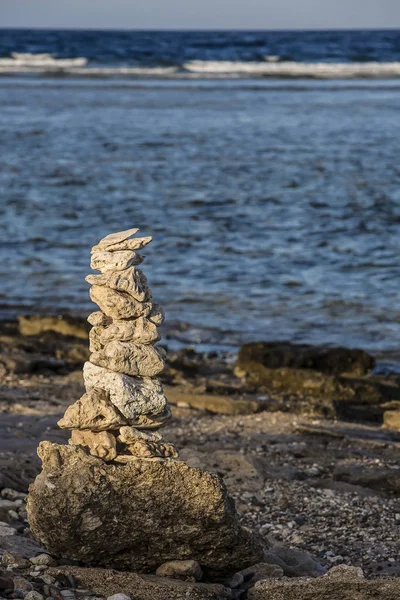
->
(1, 29, 400, 66)
(1, 30, 400, 356)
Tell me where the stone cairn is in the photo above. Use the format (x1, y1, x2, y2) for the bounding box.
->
(27, 227, 264, 574)
(58, 227, 178, 462)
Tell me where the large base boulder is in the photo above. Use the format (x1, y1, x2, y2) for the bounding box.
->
(27, 442, 264, 574)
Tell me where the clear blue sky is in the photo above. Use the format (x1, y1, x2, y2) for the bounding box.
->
(0, 0, 399, 30)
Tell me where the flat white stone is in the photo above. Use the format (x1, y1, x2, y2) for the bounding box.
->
(90, 341, 165, 377)
(91, 228, 152, 252)
(100, 317, 160, 345)
(86, 267, 150, 302)
(90, 251, 143, 273)
(83, 362, 168, 421)
(90, 285, 152, 320)
(93, 228, 139, 250)
(100, 236, 152, 252)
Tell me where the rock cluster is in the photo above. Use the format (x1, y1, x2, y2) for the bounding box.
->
(57, 228, 178, 462)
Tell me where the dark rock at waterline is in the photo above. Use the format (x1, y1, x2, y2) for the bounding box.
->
(235, 342, 400, 421)
(333, 460, 400, 494)
(27, 442, 265, 574)
(18, 315, 89, 339)
(237, 342, 375, 377)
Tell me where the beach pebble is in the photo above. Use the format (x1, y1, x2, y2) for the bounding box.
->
(30, 554, 57, 567)
(156, 559, 203, 581)
(24, 592, 44, 600)
(106, 595, 131, 600)
(1, 490, 27, 501)
(1, 552, 30, 569)
(12, 578, 33, 592)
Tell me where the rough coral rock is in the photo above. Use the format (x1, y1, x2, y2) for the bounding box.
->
(27, 442, 265, 573)
(117, 426, 162, 443)
(83, 362, 168, 421)
(86, 267, 150, 302)
(90, 341, 166, 377)
(58, 389, 127, 431)
(89, 286, 152, 320)
(87, 311, 112, 327)
(90, 251, 143, 273)
(99, 317, 160, 345)
(70, 430, 117, 462)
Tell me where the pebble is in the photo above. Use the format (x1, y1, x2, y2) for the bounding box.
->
(30, 554, 57, 567)
(12, 578, 33, 592)
(24, 592, 45, 600)
(1, 490, 27, 501)
(155, 559, 202, 581)
(60, 591, 75, 600)
(1, 552, 30, 569)
(106, 595, 131, 600)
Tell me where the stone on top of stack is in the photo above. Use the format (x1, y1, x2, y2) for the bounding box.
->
(58, 227, 178, 462)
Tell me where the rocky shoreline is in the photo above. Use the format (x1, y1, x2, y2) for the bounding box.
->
(1, 314, 400, 598)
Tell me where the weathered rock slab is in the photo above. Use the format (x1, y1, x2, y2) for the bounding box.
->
(27, 442, 264, 573)
(237, 342, 375, 377)
(248, 565, 400, 600)
(47, 566, 230, 600)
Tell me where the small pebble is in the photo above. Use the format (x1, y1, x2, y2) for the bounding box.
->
(25, 592, 45, 600)
(106, 595, 131, 600)
(30, 555, 57, 567)
(12, 578, 33, 592)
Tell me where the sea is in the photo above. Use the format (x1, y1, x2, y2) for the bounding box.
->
(1, 29, 400, 359)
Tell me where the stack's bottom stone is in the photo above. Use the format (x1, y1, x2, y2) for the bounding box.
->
(27, 443, 265, 573)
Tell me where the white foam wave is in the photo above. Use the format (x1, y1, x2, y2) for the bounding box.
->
(0, 52, 88, 69)
(183, 60, 400, 79)
(2, 56, 400, 79)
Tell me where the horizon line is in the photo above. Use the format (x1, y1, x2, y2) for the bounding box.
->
(1, 25, 400, 32)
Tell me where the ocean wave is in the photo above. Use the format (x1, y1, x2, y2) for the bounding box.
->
(2, 54, 400, 79)
(0, 52, 88, 69)
(183, 60, 400, 78)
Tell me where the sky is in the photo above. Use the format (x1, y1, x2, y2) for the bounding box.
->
(0, 0, 399, 30)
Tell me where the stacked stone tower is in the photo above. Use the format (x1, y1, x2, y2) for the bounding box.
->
(58, 227, 178, 462)
(27, 227, 264, 573)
